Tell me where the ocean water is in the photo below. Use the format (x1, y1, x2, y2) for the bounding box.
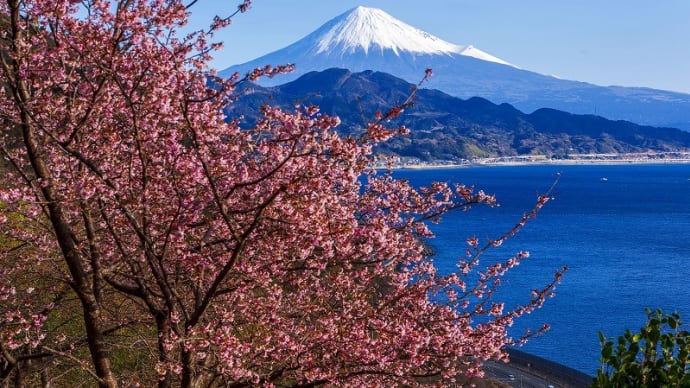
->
(393, 164, 690, 374)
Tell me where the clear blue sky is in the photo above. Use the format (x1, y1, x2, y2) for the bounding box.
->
(187, 1, 690, 94)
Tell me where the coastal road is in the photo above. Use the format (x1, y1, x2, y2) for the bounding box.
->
(485, 360, 560, 387)
(484, 349, 592, 388)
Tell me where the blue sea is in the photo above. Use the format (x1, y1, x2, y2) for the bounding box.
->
(393, 164, 690, 375)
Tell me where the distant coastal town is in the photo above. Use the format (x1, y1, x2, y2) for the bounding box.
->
(378, 151, 690, 169)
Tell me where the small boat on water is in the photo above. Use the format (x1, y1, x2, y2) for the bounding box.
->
(600, 177, 608, 181)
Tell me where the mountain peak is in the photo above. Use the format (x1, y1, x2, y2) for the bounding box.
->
(219, 5, 517, 82)
(314, 6, 464, 56)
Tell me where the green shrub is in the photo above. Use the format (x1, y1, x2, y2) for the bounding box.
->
(593, 308, 690, 387)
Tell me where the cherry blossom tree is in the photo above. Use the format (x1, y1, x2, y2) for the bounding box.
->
(0, 0, 565, 386)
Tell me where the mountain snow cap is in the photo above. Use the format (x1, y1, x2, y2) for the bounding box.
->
(313, 6, 515, 67)
(316, 6, 463, 56)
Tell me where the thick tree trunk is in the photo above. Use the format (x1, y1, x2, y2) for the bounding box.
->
(156, 315, 173, 388)
(180, 349, 193, 388)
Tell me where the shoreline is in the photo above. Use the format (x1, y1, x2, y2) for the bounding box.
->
(383, 152, 690, 170)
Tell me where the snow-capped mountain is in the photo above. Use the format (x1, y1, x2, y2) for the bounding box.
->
(313, 6, 463, 56)
(307, 6, 514, 67)
(220, 6, 690, 130)
(219, 6, 515, 81)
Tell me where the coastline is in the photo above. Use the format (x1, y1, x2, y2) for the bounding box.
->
(381, 151, 690, 170)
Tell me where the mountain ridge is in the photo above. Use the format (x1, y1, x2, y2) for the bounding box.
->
(227, 68, 690, 161)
